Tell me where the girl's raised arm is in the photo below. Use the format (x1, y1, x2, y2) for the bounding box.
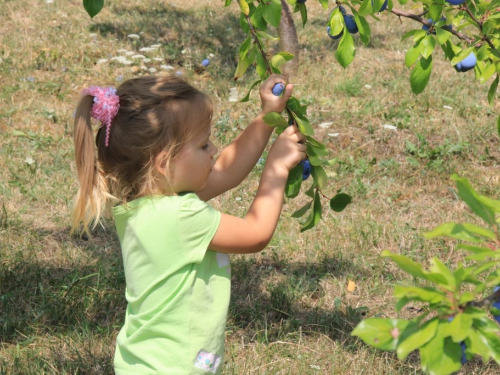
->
(197, 74, 292, 202)
(208, 125, 306, 254)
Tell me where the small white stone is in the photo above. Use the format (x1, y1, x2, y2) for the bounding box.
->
(228, 87, 239, 102)
(25, 157, 35, 165)
(96, 59, 108, 64)
(443, 105, 453, 110)
(149, 68, 157, 73)
(319, 122, 333, 128)
(328, 133, 340, 137)
(128, 34, 140, 40)
(46, 0, 54, 4)
(235, 197, 242, 201)
(209, 53, 215, 58)
(382, 124, 398, 130)
(364, 84, 372, 89)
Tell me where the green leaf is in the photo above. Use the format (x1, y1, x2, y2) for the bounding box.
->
(381, 251, 428, 280)
(423, 222, 494, 243)
(394, 286, 446, 305)
(262, 0, 282, 27)
(271, 52, 294, 69)
(298, 2, 307, 27)
(479, 62, 497, 84)
(352, 11, 371, 46)
(429, 258, 456, 289)
(410, 56, 433, 94)
(239, 36, 252, 60)
(335, 31, 356, 69)
(457, 244, 494, 253)
(401, 29, 417, 41)
(83, 0, 104, 18)
(436, 27, 452, 45)
(488, 75, 499, 105)
(307, 144, 329, 157)
(285, 163, 303, 198)
(352, 318, 410, 351)
(306, 136, 327, 150)
(291, 201, 312, 218)
(263, 112, 289, 128)
(300, 190, 322, 232)
(240, 79, 262, 103)
(234, 50, 254, 80)
(311, 165, 328, 189)
(477, 331, 500, 364)
(292, 113, 314, 136)
(405, 44, 421, 68)
(357, 0, 374, 17)
(420, 326, 462, 375)
(449, 313, 473, 342)
(330, 193, 352, 212)
(318, 0, 328, 10)
(420, 35, 436, 59)
(396, 318, 439, 360)
(250, 4, 267, 31)
(429, 4, 443, 21)
(257, 30, 279, 42)
(256, 52, 267, 78)
(451, 175, 496, 226)
(329, 10, 344, 39)
(468, 328, 493, 362)
(239, 0, 250, 15)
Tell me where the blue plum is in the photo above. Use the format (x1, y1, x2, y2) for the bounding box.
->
(446, 0, 466, 4)
(371, 0, 388, 12)
(202, 59, 210, 67)
(272, 83, 285, 96)
(301, 159, 311, 180)
(344, 14, 358, 34)
(455, 52, 477, 72)
(327, 26, 343, 40)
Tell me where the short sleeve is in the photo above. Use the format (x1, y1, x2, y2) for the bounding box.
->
(178, 193, 221, 264)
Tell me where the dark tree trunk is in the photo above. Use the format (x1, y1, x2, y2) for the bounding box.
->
(278, 0, 300, 80)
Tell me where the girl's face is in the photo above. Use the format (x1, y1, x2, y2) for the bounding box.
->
(168, 126, 218, 194)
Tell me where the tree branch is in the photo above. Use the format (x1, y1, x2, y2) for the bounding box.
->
(390, 8, 475, 44)
(466, 289, 500, 308)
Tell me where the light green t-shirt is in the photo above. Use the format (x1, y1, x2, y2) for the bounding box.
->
(112, 193, 230, 375)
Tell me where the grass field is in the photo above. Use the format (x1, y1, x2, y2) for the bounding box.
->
(1, 0, 500, 374)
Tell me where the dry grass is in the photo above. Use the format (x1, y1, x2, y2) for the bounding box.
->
(1, 0, 500, 374)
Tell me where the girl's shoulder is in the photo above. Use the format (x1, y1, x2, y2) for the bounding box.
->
(111, 192, 208, 217)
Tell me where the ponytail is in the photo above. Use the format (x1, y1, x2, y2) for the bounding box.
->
(71, 95, 114, 235)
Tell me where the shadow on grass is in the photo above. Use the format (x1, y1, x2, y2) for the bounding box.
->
(228, 253, 370, 347)
(1, 220, 370, 373)
(88, 2, 244, 78)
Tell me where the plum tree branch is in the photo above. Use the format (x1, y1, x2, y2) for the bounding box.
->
(390, 8, 475, 44)
(466, 288, 500, 308)
(243, 13, 273, 76)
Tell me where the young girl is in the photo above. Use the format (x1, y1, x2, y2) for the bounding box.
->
(72, 74, 306, 374)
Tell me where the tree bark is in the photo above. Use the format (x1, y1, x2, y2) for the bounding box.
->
(278, 0, 300, 80)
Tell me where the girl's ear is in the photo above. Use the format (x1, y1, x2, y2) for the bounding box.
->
(154, 151, 169, 177)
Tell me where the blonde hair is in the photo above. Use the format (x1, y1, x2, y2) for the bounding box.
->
(72, 75, 213, 235)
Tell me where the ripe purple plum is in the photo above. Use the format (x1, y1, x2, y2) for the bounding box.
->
(272, 83, 285, 96)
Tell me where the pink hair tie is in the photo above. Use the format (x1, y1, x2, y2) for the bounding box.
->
(81, 86, 120, 147)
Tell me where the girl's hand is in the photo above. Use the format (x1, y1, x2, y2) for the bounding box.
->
(259, 74, 292, 115)
(266, 125, 306, 173)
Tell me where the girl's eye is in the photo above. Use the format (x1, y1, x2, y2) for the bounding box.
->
(202, 143, 209, 149)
